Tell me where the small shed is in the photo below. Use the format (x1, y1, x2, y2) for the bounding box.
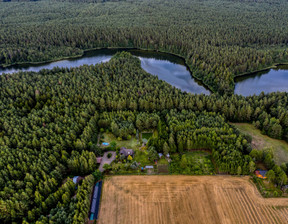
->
(72, 176, 84, 184)
(142, 138, 148, 145)
(145, 165, 154, 169)
(73, 176, 79, 184)
(120, 147, 134, 157)
(96, 157, 102, 164)
(255, 170, 267, 179)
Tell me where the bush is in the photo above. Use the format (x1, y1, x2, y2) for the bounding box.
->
(92, 170, 103, 182)
(110, 141, 117, 150)
(103, 164, 112, 171)
(107, 153, 112, 158)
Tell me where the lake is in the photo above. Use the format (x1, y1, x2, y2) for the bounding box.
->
(235, 65, 288, 96)
(0, 48, 210, 95)
(2, 48, 287, 96)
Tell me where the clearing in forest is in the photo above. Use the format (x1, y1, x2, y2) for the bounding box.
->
(232, 123, 288, 165)
(98, 176, 288, 224)
(102, 132, 139, 150)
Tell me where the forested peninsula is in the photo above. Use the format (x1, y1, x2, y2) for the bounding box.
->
(1, 0, 288, 93)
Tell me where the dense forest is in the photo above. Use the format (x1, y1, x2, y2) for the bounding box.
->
(0, 52, 288, 223)
(1, 0, 288, 222)
(1, 0, 288, 93)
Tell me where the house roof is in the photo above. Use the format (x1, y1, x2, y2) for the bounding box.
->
(259, 170, 267, 177)
(255, 170, 267, 178)
(120, 147, 134, 156)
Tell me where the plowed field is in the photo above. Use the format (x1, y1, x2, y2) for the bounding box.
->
(98, 176, 288, 224)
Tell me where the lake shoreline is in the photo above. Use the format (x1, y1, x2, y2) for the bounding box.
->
(0, 46, 186, 69)
(234, 62, 288, 80)
(0, 47, 213, 94)
(2, 47, 287, 96)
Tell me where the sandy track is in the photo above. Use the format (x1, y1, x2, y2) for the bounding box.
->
(98, 176, 288, 224)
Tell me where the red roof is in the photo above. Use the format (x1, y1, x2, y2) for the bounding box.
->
(96, 157, 102, 163)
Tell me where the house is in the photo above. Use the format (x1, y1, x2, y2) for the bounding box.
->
(120, 147, 134, 157)
(96, 157, 102, 164)
(255, 170, 267, 179)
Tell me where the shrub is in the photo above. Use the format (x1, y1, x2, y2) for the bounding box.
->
(92, 170, 103, 182)
(107, 153, 112, 158)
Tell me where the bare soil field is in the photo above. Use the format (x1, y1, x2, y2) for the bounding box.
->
(98, 176, 288, 224)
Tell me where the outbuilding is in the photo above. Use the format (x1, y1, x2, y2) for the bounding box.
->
(255, 170, 267, 179)
(96, 157, 102, 164)
(145, 165, 154, 169)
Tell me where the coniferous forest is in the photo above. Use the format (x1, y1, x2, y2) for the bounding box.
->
(0, 0, 288, 223)
(1, 0, 288, 93)
(1, 52, 288, 223)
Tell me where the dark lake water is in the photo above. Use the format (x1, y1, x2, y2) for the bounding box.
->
(234, 65, 288, 96)
(1, 49, 287, 96)
(0, 49, 210, 95)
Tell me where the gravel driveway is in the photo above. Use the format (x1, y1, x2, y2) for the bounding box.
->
(99, 151, 116, 172)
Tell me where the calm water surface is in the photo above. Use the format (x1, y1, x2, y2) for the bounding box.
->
(235, 65, 288, 96)
(0, 49, 210, 95)
(1, 48, 287, 96)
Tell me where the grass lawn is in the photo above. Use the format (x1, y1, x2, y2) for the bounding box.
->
(102, 132, 139, 150)
(134, 150, 152, 167)
(158, 157, 169, 165)
(142, 132, 153, 140)
(232, 123, 288, 165)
